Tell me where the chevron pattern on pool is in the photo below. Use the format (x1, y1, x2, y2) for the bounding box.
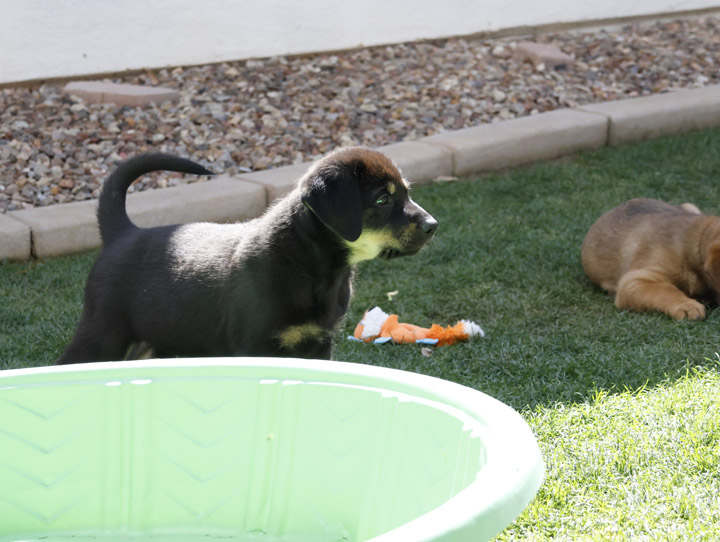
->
(0, 374, 484, 540)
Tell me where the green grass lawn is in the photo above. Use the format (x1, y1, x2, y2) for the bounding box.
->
(3, 127, 720, 539)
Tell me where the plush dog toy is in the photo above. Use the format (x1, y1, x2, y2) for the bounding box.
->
(350, 307, 484, 346)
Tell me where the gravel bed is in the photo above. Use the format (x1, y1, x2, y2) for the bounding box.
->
(2, 16, 720, 212)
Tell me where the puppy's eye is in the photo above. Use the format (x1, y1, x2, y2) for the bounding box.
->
(375, 194, 391, 206)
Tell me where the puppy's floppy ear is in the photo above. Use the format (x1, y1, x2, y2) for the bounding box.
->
(301, 164, 364, 242)
(705, 241, 720, 291)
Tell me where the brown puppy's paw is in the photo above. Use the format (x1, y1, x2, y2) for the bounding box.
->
(679, 202, 702, 215)
(670, 299, 706, 320)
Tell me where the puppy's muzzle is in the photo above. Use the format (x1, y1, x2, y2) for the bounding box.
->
(382, 203, 438, 259)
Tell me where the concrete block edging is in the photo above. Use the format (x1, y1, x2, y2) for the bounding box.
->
(2, 84, 720, 261)
(576, 85, 720, 146)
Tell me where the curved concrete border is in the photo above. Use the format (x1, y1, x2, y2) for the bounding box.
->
(2, 84, 720, 261)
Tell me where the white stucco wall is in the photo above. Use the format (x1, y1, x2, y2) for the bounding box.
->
(2, 0, 719, 85)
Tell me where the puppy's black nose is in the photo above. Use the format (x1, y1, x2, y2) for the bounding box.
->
(421, 216, 438, 235)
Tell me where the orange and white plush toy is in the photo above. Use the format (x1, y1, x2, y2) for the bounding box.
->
(351, 307, 484, 346)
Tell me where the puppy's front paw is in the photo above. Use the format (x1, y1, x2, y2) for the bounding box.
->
(670, 300, 705, 321)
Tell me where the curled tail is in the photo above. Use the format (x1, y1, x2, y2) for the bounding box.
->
(97, 153, 213, 245)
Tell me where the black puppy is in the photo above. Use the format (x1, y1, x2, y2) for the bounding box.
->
(58, 147, 437, 363)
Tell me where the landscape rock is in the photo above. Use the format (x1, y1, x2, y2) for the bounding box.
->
(1, 16, 719, 212)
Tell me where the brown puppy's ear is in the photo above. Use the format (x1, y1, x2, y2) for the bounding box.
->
(704, 241, 720, 291)
(301, 164, 364, 242)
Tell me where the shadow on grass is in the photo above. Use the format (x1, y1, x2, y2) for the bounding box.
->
(4, 128, 720, 410)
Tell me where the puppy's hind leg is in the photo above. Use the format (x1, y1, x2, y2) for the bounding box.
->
(57, 317, 131, 364)
(615, 268, 705, 320)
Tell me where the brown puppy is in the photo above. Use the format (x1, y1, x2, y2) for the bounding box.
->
(581, 198, 720, 320)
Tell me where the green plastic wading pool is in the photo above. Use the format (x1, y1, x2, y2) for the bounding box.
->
(0, 358, 544, 541)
